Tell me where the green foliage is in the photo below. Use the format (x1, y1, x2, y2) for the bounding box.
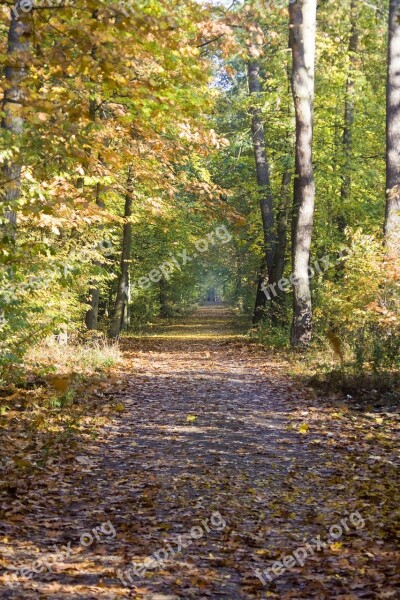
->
(0, 0, 398, 385)
(0, 0, 224, 374)
(254, 320, 291, 350)
(315, 230, 399, 373)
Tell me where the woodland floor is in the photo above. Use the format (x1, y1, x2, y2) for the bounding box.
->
(1, 307, 400, 599)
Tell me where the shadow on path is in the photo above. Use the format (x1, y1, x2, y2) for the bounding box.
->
(0, 308, 399, 599)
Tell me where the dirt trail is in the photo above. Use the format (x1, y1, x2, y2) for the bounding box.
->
(1, 307, 399, 599)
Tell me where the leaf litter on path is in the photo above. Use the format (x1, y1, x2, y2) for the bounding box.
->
(0, 307, 399, 599)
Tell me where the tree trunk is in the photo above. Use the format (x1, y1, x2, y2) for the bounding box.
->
(340, 0, 358, 230)
(85, 182, 105, 330)
(159, 277, 169, 318)
(84, 12, 110, 329)
(247, 61, 276, 324)
(289, 0, 317, 348)
(269, 55, 294, 324)
(1, 1, 32, 238)
(109, 168, 134, 339)
(385, 0, 400, 253)
(272, 170, 292, 288)
(84, 93, 108, 330)
(248, 60, 275, 274)
(253, 264, 269, 325)
(261, 170, 292, 325)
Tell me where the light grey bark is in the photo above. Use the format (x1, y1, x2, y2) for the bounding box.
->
(109, 168, 133, 339)
(247, 61, 276, 324)
(385, 0, 400, 253)
(269, 56, 294, 323)
(289, 0, 317, 348)
(248, 60, 275, 274)
(1, 1, 32, 237)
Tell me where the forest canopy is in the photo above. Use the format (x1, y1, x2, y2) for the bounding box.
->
(0, 0, 399, 384)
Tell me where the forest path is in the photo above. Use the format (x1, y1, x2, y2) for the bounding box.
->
(1, 307, 399, 599)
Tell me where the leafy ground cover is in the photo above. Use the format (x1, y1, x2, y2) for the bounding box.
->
(0, 307, 399, 599)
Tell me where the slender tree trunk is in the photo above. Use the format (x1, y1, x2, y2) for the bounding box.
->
(253, 266, 268, 324)
(339, 0, 358, 230)
(84, 11, 111, 329)
(109, 168, 133, 339)
(159, 277, 169, 317)
(385, 0, 400, 253)
(247, 61, 276, 324)
(85, 93, 109, 330)
(85, 287, 101, 330)
(289, 0, 317, 348)
(1, 1, 32, 238)
(248, 60, 275, 274)
(85, 181, 105, 330)
(272, 170, 291, 287)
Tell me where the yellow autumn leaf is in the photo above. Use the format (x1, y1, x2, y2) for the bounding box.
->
(13, 458, 32, 469)
(329, 541, 343, 551)
(299, 423, 310, 434)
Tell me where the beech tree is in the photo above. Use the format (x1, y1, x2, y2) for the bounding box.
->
(109, 168, 134, 339)
(386, 0, 400, 253)
(247, 59, 276, 324)
(1, 0, 31, 237)
(289, 0, 317, 347)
